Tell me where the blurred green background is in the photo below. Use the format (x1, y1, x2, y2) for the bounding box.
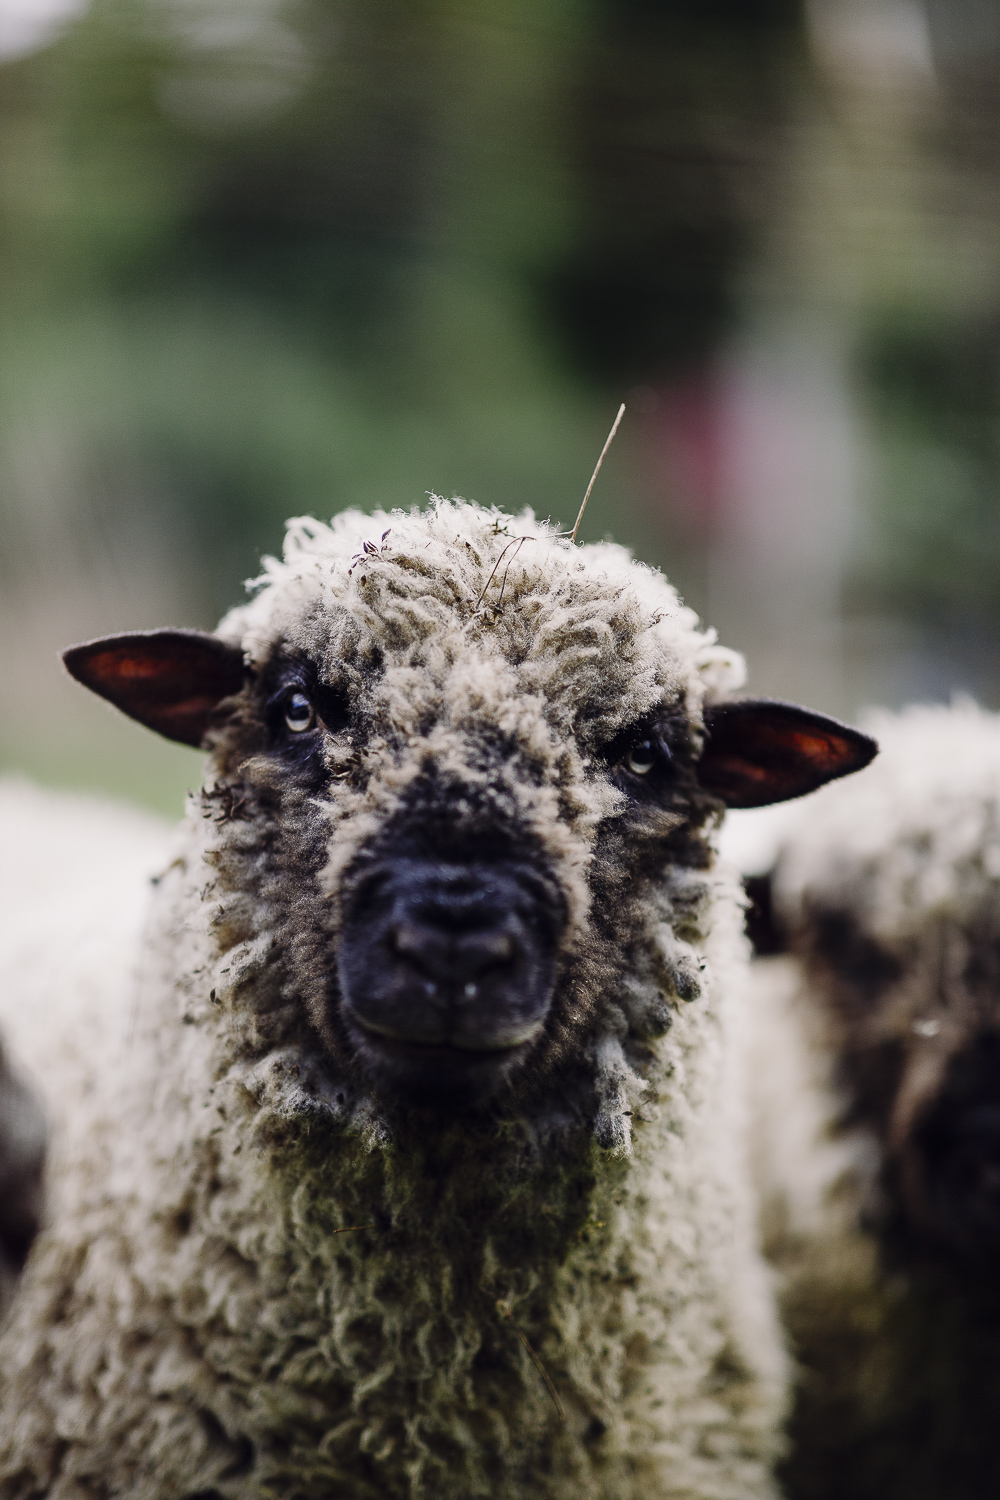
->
(3, 0, 1000, 816)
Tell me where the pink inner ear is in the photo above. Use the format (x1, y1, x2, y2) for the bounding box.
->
(62, 630, 245, 748)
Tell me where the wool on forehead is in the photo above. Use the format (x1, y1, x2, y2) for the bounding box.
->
(219, 500, 746, 734)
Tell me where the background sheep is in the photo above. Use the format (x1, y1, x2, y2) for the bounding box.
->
(0, 780, 170, 1323)
(0, 501, 873, 1500)
(733, 702, 1000, 1500)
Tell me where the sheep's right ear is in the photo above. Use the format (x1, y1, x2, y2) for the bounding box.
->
(62, 630, 246, 748)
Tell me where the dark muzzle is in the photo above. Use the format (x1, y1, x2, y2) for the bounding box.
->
(902, 1035, 1000, 1256)
(337, 856, 564, 1108)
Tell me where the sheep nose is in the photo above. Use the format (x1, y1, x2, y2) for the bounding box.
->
(905, 1035, 1000, 1254)
(337, 855, 565, 1106)
(910, 1100, 1000, 1253)
(389, 922, 516, 992)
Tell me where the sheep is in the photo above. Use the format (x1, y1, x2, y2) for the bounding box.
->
(734, 702, 1000, 1500)
(0, 500, 875, 1500)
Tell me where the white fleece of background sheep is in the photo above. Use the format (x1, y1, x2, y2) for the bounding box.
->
(0, 781, 173, 1221)
(0, 504, 786, 1500)
(0, 778, 171, 1126)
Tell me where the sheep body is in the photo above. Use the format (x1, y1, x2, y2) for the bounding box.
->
(739, 703, 1000, 1500)
(0, 503, 788, 1499)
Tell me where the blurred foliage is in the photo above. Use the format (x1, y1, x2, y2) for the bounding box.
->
(8, 0, 1000, 810)
(549, 0, 800, 382)
(0, 0, 803, 605)
(852, 21, 1000, 671)
(856, 315, 1000, 646)
(0, 0, 805, 811)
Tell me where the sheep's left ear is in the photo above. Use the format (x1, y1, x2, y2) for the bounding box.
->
(62, 629, 246, 748)
(699, 699, 877, 808)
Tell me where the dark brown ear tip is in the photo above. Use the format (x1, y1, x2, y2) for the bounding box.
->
(61, 638, 113, 693)
(61, 640, 97, 683)
(846, 726, 879, 770)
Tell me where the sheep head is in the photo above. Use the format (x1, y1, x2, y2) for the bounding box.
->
(64, 503, 874, 1127)
(775, 703, 1000, 1263)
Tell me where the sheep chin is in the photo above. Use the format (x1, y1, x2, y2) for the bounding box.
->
(341, 1017, 540, 1111)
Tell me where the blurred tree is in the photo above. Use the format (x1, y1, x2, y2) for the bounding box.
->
(857, 316, 1000, 647)
(547, 0, 802, 384)
(0, 0, 807, 591)
(0, 0, 807, 807)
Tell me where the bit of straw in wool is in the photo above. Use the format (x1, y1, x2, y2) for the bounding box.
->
(473, 535, 531, 612)
(472, 403, 626, 614)
(496, 1300, 566, 1423)
(570, 403, 626, 544)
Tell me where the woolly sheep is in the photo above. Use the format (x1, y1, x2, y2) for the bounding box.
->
(735, 703, 1000, 1500)
(0, 500, 874, 1500)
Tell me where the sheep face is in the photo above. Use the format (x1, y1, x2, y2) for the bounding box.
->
(63, 502, 875, 1132)
(203, 518, 722, 1117)
(796, 901, 1000, 1259)
(777, 704, 1000, 1261)
(216, 616, 609, 1114)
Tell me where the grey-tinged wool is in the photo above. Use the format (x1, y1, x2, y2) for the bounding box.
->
(0, 502, 787, 1500)
(739, 702, 1000, 1500)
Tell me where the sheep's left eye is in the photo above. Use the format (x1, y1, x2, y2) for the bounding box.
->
(284, 692, 315, 733)
(626, 740, 658, 775)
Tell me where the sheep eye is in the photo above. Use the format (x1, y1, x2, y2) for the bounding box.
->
(284, 692, 315, 734)
(626, 740, 658, 776)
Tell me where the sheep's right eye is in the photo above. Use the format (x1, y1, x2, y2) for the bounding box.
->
(284, 692, 315, 734)
(626, 741, 657, 775)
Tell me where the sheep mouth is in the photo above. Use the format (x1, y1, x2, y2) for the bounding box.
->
(344, 1014, 541, 1109)
(348, 1009, 545, 1053)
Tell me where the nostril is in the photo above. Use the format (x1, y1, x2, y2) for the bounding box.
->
(388, 921, 518, 985)
(390, 923, 435, 962)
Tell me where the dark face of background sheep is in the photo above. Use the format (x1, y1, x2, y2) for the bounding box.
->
(0, 1041, 45, 1302)
(63, 510, 874, 1119)
(794, 887, 1000, 1260)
